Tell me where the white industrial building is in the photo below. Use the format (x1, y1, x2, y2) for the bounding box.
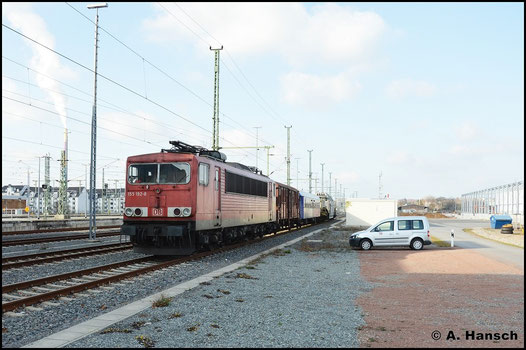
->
(460, 180, 523, 226)
(2, 185, 124, 216)
(345, 198, 398, 227)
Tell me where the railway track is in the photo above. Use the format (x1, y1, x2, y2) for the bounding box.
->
(2, 221, 320, 313)
(2, 231, 122, 247)
(2, 243, 133, 270)
(1, 225, 122, 236)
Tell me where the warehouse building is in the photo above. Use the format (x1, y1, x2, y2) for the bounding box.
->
(460, 180, 523, 226)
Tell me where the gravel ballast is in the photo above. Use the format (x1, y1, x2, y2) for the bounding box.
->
(3, 222, 356, 348)
(64, 225, 372, 348)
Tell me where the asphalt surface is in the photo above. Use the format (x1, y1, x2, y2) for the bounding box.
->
(428, 218, 523, 270)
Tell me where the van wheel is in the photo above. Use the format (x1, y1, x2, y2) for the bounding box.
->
(410, 238, 424, 250)
(360, 239, 372, 250)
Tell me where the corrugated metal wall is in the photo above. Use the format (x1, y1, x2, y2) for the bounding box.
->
(461, 181, 523, 215)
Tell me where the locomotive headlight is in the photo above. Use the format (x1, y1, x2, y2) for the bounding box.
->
(173, 208, 181, 216)
(134, 208, 142, 216)
(182, 207, 191, 217)
(125, 208, 133, 216)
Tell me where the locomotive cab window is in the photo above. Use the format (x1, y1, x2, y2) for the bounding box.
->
(128, 163, 190, 184)
(128, 163, 158, 184)
(159, 163, 190, 184)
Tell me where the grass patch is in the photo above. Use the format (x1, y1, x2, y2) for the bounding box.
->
(296, 240, 336, 252)
(217, 289, 230, 295)
(135, 335, 155, 348)
(152, 294, 173, 308)
(131, 321, 146, 329)
(235, 272, 258, 280)
(429, 235, 451, 247)
(100, 327, 132, 334)
(272, 249, 286, 256)
(168, 312, 183, 319)
(186, 323, 201, 332)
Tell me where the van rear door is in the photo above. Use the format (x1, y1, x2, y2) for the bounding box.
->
(410, 218, 427, 240)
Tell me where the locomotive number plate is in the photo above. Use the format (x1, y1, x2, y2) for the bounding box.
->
(152, 208, 164, 216)
(128, 191, 147, 197)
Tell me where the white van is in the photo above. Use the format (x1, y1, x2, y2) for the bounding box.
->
(349, 216, 431, 250)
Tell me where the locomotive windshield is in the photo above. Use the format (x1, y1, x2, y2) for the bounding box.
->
(128, 162, 190, 184)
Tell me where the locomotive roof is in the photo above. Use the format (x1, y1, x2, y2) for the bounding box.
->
(126, 151, 271, 181)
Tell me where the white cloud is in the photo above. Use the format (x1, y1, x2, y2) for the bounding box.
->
(386, 78, 436, 99)
(387, 151, 415, 165)
(447, 144, 481, 157)
(280, 71, 361, 108)
(453, 120, 481, 140)
(3, 2, 76, 128)
(142, 3, 386, 66)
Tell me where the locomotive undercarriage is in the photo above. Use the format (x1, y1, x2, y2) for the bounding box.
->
(122, 221, 280, 256)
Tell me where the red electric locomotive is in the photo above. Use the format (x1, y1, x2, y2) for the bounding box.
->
(122, 140, 287, 255)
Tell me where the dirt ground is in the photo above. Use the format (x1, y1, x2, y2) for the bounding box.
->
(355, 245, 524, 348)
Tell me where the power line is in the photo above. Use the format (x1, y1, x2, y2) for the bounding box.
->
(2, 135, 119, 160)
(65, 2, 270, 148)
(170, 2, 286, 124)
(2, 60, 209, 141)
(2, 85, 190, 145)
(3, 24, 273, 160)
(3, 95, 164, 148)
(2, 23, 213, 135)
(2, 21, 288, 175)
(153, 3, 286, 153)
(154, 3, 307, 162)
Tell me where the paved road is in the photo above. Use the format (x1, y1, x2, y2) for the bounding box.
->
(429, 218, 523, 271)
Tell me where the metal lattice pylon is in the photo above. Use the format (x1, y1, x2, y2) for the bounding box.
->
(57, 150, 68, 215)
(43, 154, 51, 215)
(210, 46, 223, 151)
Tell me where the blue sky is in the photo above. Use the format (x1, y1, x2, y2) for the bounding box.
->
(2, 2, 524, 199)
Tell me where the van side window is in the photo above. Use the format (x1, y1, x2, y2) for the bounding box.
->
(398, 220, 411, 230)
(375, 221, 394, 232)
(412, 220, 424, 230)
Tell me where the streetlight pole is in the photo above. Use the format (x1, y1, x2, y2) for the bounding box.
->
(320, 163, 325, 193)
(88, 2, 107, 241)
(37, 156, 41, 219)
(295, 158, 300, 189)
(84, 163, 88, 218)
(285, 126, 292, 186)
(308, 150, 313, 193)
(254, 126, 261, 170)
